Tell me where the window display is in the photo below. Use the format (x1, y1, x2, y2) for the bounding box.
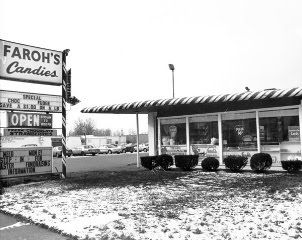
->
(259, 116, 299, 144)
(160, 118, 186, 155)
(189, 122, 218, 144)
(189, 115, 219, 158)
(222, 116, 257, 150)
(259, 109, 301, 163)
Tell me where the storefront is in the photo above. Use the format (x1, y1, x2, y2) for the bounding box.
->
(81, 87, 302, 166)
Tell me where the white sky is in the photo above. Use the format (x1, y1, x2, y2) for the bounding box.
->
(1, 0, 302, 134)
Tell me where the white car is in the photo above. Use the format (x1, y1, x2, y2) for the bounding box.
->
(134, 143, 149, 152)
(71, 145, 100, 156)
(99, 144, 122, 154)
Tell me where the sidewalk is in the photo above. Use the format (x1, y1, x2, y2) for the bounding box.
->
(0, 212, 72, 240)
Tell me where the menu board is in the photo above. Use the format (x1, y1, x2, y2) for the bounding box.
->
(0, 147, 52, 178)
(0, 90, 62, 113)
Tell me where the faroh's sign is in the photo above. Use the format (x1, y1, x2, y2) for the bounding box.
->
(7, 112, 53, 128)
(0, 39, 62, 85)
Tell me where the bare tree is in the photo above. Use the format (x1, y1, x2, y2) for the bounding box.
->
(93, 128, 112, 136)
(70, 118, 96, 136)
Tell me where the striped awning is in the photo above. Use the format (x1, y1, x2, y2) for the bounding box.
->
(81, 87, 302, 114)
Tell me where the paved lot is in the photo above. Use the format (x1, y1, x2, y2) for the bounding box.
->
(52, 152, 148, 176)
(0, 212, 71, 240)
(51, 153, 287, 176)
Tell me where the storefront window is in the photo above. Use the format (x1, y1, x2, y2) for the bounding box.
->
(260, 116, 300, 144)
(259, 109, 301, 164)
(189, 115, 219, 159)
(222, 112, 257, 158)
(160, 118, 186, 155)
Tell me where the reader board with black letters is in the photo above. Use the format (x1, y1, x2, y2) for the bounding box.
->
(0, 147, 53, 178)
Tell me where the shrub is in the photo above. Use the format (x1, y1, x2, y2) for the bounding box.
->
(281, 160, 302, 173)
(157, 154, 174, 170)
(223, 155, 248, 172)
(174, 155, 199, 171)
(140, 156, 159, 170)
(250, 153, 272, 172)
(201, 157, 220, 171)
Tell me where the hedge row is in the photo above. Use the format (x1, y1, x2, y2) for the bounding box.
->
(141, 153, 302, 173)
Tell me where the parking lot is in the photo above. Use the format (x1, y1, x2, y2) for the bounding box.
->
(52, 152, 148, 176)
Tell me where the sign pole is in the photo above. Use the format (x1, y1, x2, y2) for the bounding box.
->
(61, 49, 69, 178)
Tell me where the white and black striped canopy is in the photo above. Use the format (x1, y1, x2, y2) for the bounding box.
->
(81, 87, 302, 115)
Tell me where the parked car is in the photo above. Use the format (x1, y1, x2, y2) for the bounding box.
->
(99, 144, 122, 154)
(99, 145, 110, 154)
(120, 143, 135, 153)
(134, 143, 149, 152)
(71, 145, 100, 156)
(53, 146, 72, 157)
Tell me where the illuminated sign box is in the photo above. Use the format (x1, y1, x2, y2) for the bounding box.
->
(0, 90, 62, 113)
(0, 39, 62, 85)
(0, 147, 52, 179)
(7, 112, 53, 128)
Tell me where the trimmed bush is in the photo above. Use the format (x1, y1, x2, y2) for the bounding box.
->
(175, 155, 199, 171)
(250, 153, 272, 172)
(281, 160, 302, 173)
(157, 154, 174, 170)
(201, 157, 220, 171)
(140, 156, 159, 170)
(223, 155, 248, 172)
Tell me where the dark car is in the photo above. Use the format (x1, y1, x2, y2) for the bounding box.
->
(120, 143, 135, 153)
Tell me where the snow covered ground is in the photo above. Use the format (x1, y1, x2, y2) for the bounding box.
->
(1, 170, 302, 240)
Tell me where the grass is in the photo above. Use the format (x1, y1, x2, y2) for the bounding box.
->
(1, 169, 302, 239)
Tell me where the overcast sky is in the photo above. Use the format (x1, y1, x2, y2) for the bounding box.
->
(1, 0, 302, 133)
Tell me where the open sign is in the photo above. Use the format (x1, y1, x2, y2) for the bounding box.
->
(7, 112, 52, 128)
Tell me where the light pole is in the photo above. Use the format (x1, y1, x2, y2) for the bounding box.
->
(169, 64, 175, 98)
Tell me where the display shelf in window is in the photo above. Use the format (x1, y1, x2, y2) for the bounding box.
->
(261, 145, 280, 153)
(280, 151, 301, 154)
(280, 141, 301, 155)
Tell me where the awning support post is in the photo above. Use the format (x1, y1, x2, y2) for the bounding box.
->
(186, 116, 190, 155)
(299, 102, 302, 160)
(256, 110, 261, 153)
(136, 113, 140, 167)
(218, 113, 223, 164)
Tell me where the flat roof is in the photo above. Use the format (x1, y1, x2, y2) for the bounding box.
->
(81, 87, 302, 116)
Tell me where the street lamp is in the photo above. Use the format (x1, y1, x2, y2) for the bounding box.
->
(168, 64, 175, 98)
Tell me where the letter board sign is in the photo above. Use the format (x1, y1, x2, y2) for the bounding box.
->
(0, 147, 52, 178)
(0, 39, 62, 85)
(7, 112, 52, 128)
(0, 90, 62, 113)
